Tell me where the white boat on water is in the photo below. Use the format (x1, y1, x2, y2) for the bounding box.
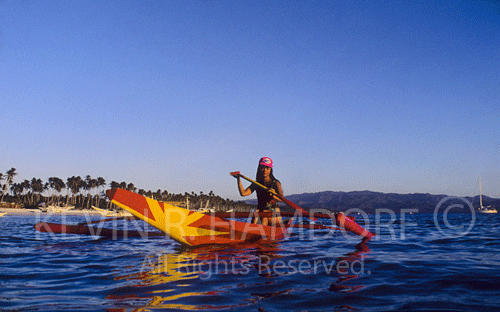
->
(196, 208, 216, 213)
(92, 206, 132, 217)
(45, 205, 76, 213)
(478, 177, 497, 214)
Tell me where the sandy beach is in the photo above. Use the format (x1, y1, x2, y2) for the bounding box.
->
(0, 208, 103, 216)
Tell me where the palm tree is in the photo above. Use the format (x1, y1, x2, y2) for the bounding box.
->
(21, 180, 30, 206)
(10, 183, 23, 203)
(96, 177, 106, 207)
(108, 181, 119, 208)
(90, 178, 98, 207)
(127, 183, 136, 192)
(84, 175, 92, 192)
(154, 189, 162, 200)
(48, 177, 56, 204)
(30, 178, 44, 206)
(162, 190, 169, 201)
(84, 175, 94, 209)
(66, 176, 83, 206)
(1, 168, 17, 203)
(48, 177, 65, 205)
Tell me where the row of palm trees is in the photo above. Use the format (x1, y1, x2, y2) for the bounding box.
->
(0, 168, 17, 203)
(0, 168, 254, 211)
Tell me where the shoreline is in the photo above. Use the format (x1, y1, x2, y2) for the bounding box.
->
(0, 208, 103, 216)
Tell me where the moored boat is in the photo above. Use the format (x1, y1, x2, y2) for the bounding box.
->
(92, 206, 133, 217)
(478, 177, 497, 214)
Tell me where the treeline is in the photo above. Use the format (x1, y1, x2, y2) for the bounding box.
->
(0, 168, 255, 212)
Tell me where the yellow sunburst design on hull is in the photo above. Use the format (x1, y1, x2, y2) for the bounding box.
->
(111, 196, 229, 246)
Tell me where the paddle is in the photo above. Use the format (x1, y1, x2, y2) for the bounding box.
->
(230, 171, 317, 221)
(230, 171, 374, 239)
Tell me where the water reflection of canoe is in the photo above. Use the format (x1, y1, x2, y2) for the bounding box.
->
(108, 241, 370, 310)
(109, 242, 286, 310)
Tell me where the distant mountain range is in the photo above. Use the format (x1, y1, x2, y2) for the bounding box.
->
(247, 191, 500, 214)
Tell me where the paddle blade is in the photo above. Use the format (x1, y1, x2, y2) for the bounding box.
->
(336, 213, 374, 239)
(230, 171, 241, 177)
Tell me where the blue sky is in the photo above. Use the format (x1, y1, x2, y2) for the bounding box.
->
(1, 0, 499, 200)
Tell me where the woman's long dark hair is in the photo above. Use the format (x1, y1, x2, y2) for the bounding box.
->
(256, 165, 276, 183)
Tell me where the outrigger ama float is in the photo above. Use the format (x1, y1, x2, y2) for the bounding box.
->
(35, 172, 374, 247)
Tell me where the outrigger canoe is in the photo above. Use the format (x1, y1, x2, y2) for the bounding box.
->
(105, 188, 292, 246)
(106, 185, 373, 246)
(34, 173, 374, 246)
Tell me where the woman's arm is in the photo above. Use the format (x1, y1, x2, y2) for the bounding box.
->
(271, 180, 284, 202)
(236, 176, 253, 197)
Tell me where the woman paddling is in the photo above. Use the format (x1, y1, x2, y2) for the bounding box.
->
(235, 157, 283, 226)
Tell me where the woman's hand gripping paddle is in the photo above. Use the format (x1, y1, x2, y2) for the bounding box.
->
(230, 171, 374, 240)
(230, 171, 317, 221)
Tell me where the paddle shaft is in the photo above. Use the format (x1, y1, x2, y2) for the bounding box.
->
(231, 171, 317, 221)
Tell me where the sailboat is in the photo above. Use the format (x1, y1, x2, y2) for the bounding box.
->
(478, 177, 497, 214)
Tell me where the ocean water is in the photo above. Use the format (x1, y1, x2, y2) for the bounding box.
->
(1, 212, 499, 312)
